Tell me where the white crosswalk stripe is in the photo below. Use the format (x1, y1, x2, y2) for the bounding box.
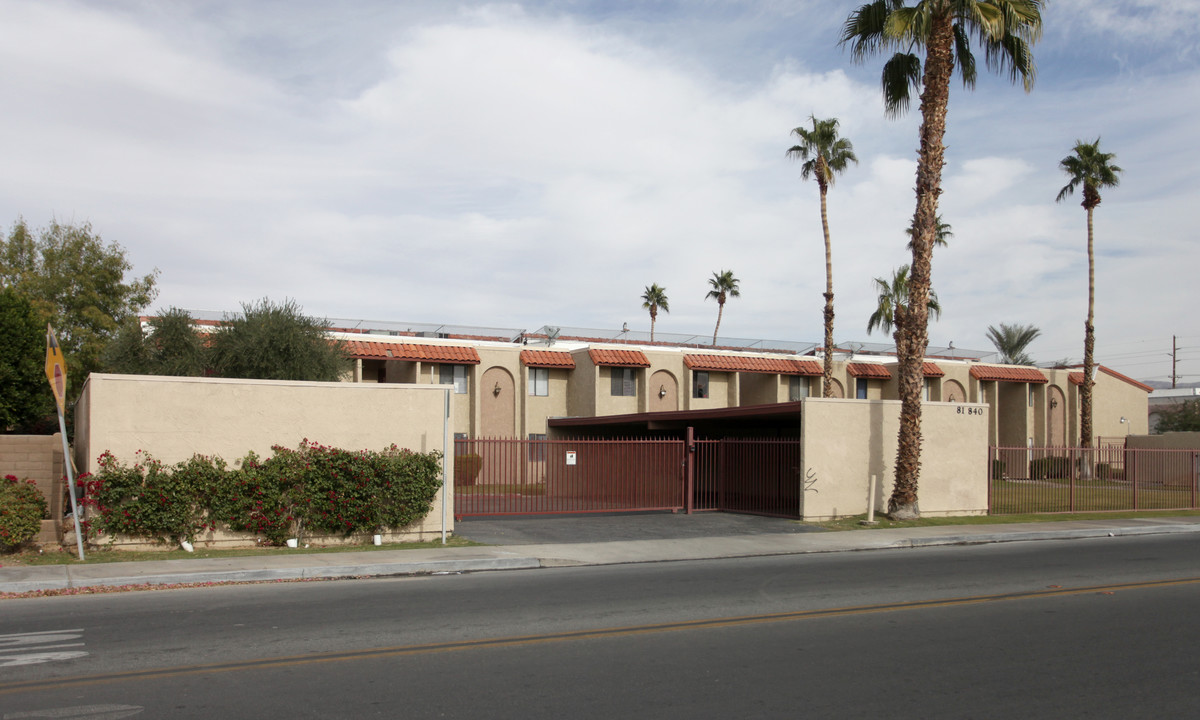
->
(0, 629, 88, 667)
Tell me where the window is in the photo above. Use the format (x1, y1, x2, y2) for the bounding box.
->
(528, 433, 547, 461)
(923, 378, 931, 401)
(439, 364, 468, 394)
(1028, 386, 1035, 407)
(856, 378, 869, 399)
(693, 371, 709, 399)
(611, 367, 636, 397)
(789, 375, 810, 401)
(529, 367, 549, 396)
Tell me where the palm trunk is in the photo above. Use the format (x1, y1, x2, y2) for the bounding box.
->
(890, 10, 955, 520)
(1081, 203, 1096, 449)
(649, 308, 657, 343)
(712, 301, 724, 346)
(820, 183, 836, 398)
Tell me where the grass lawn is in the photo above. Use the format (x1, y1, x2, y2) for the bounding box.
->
(1, 535, 482, 567)
(989, 479, 1197, 514)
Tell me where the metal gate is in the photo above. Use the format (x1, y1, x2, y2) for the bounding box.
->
(453, 436, 803, 519)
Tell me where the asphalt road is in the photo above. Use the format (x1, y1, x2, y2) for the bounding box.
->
(2, 534, 1199, 719)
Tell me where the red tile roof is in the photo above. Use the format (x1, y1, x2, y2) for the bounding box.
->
(343, 341, 480, 364)
(520, 350, 576, 369)
(970, 365, 1047, 383)
(922, 362, 945, 377)
(587, 349, 651, 368)
(847, 363, 892, 379)
(1068, 366, 1153, 392)
(683, 355, 821, 375)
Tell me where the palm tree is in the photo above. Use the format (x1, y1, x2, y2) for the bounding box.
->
(787, 115, 858, 398)
(1057, 138, 1122, 448)
(705, 270, 740, 346)
(905, 214, 952, 250)
(640, 284, 670, 343)
(986, 322, 1041, 365)
(866, 265, 942, 359)
(841, 0, 1043, 519)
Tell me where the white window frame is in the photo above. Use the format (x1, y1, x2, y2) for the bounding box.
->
(529, 367, 549, 396)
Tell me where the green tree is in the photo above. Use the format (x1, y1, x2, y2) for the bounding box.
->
(1, 218, 158, 398)
(1155, 400, 1200, 434)
(866, 265, 942, 365)
(1057, 138, 1122, 448)
(104, 307, 207, 377)
(788, 115, 858, 398)
(207, 298, 349, 381)
(640, 284, 670, 343)
(841, 0, 1043, 518)
(705, 270, 740, 346)
(0, 288, 54, 432)
(906, 214, 953, 249)
(986, 322, 1041, 365)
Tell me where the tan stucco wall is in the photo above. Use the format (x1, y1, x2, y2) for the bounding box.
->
(1127, 432, 1200, 451)
(1091, 371, 1150, 439)
(0, 434, 65, 544)
(799, 398, 988, 519)
(76, 374, 454, 539)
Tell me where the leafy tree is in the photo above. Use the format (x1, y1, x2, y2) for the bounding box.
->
(906, 215, 953, 250)
(640, 284, 670, 343)
(788, 115, 858, 398)
(207, 298, 350, 381)
(1, 218, 158, 398)
(986, 322, 1041, 365)
(705, 270, 740, 346)
(1155, 400, 1200, 434)
(0, 288, 54, 432)
(1057, 138, 1122, 448)
(840, 0, 1043, 518)
(866, 265, 942, 365)
(104, 307, 207, 377)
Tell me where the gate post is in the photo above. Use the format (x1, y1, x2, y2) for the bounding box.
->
(685, 426, 695, 515)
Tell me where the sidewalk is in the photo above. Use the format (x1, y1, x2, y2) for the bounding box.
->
(4, 516, 1200, 595)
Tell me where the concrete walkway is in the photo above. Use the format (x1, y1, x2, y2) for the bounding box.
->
(3, 516, 1200, 595)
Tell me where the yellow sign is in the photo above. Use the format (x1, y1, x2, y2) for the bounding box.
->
(45, 324, 67, 413)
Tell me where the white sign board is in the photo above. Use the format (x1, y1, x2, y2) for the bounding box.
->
(565, 451, 577, 466)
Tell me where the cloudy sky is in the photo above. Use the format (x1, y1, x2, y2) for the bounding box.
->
(1, 0, 1197, 384)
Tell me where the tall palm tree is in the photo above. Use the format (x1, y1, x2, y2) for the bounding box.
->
(640, 284, 670, 343)
(906, 214, 952, 250)
(866, 265, 942, 359)
(787, 115, 858, 398)
(841, 0, 1043, 519)
(986, 322, 1041, 365)
(705, 270, 740, 346)
(1057, 138, 1122, 448)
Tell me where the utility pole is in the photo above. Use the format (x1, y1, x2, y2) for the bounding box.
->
(1172, 335, 1178, 389)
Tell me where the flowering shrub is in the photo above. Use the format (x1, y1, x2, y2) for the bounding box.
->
(80, 441, 443, 546)
(1, 474, 49, 551)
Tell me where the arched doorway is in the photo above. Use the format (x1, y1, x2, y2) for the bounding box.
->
(649, 370, 678, 412)
(828, 379, 844, 398)
(944, 379, 966, 403)
(480, 367, 515, 438)
(1047, 385, 1066, 446)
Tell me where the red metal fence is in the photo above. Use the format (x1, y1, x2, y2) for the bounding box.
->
(453, 436, 803, 519)
(989, 446, 1200, 514)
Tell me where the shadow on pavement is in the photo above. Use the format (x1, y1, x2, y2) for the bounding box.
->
(455, 511, 826, 545)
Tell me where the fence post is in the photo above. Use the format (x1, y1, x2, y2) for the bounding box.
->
(685, 426, 695, 515)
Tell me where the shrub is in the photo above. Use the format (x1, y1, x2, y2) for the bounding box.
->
(1030, 456, 1071, 480)
(0, 474, 49, 550)
(455, 453, 483, 487)
(80, 441, 444, 546)
(78, 451, 217, 544)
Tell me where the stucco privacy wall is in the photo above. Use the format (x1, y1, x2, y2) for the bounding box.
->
(76, 374, 454, 540)
(800, 398, 989, 520)
(0, 434, 63, 545)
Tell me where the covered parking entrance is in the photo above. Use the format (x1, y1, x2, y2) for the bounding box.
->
(453, 403, 804, 520)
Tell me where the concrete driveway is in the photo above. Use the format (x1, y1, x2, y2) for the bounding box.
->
(454, 511, 825, 545)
